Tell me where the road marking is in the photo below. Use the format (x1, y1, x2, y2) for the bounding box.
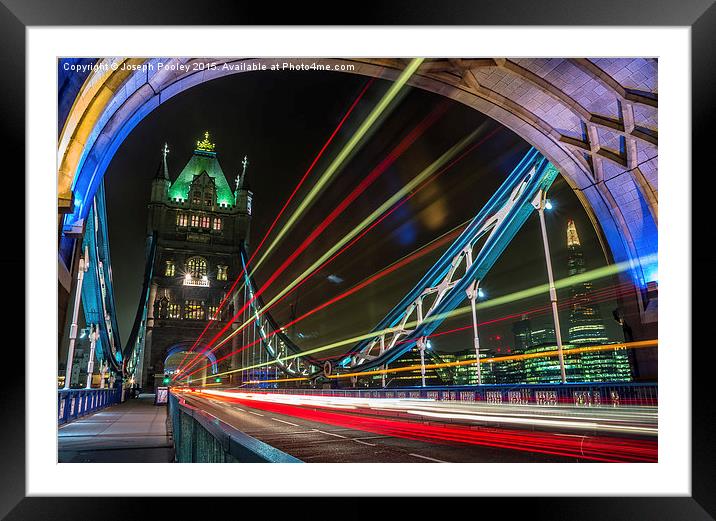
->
(247, 411, 264, 417)
(409, 453, 447, 463)
(315, 430, 346, 439)
(353, 439, 376, 446)
(271, 417, 299, 427)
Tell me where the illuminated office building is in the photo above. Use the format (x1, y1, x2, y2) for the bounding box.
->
(566, 219, 609, 345)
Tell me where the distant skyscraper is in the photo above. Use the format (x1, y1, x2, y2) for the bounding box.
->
(512, 315, 532, 351)
(530, 324, 556, 346)
(566, 219, 609, 345)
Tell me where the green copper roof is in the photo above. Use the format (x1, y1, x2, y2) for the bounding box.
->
(168, 138, 236, 206)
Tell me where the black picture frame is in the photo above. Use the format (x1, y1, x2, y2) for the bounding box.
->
(2, 0, 710, 518)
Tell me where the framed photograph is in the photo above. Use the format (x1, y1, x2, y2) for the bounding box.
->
(5, 0, 710, 518)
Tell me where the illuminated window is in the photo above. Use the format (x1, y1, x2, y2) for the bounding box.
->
(213, 217, 223, 231)
(208, 305, 218, 320)
(167, 303, 181, 319)
(190, 214, 199, 227)
(164, 260, 175, 277)
(192, 190, 202, 205)
(186, 256, 207, 278)
(203, 185, 215, 207)
(217, 265, 228, 281)
(200, 215, 210, 228)
(176, 213, 188, 227)
(184, 300, 205, 320)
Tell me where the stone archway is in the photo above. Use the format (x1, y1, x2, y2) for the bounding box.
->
(57, 57, 658, 313)
(153, 343, 218, 389)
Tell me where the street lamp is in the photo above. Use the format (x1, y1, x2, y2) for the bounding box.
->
(85, 324, 99, 389)
(532, 190, 566, 383)
(467, 281, 483, 385)
(64, 245, 89, 390)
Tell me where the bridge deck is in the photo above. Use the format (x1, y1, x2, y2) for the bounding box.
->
(58, 394, 173, 463)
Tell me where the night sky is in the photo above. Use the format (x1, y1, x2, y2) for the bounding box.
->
(104, 68, 624, 358)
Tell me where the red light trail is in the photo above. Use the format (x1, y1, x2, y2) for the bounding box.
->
(173, 78, 375, 374)
(175, 127, 503, 381)
(175, 100, 450, 378)
(186, 391, 657, 462)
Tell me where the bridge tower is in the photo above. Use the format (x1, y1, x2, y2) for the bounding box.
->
(140, 133, 252, 390)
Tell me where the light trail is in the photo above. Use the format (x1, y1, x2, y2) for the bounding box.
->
(180, 390, 658, 462)
(249, 58, 425, 276)
(310, 279, 637, 360)
(214, 127, 485, 342)
(325, 340, 657, 379)
(243, 339, 656, 384)
(181, 220, 470, 377)
(181, 276, 632, 381)
(175, 59, 425, 378)
(179, 126, 500, 381)
(175, 125, 491, 379)
(175, 77, 376, 370)
(175, 101, 450, 378)
(186, 253, 655, 382)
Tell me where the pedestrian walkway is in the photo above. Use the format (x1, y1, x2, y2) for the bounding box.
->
(58, 394, 174, 463)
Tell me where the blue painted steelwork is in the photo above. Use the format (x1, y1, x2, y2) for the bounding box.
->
(123, 233, 157, 378)
(343, 149, 558, 371)
(57, 388, 122, 425)
(237, 248, 322, 377)
(81, 182, 123, 372)
(235, 149, 557, 379)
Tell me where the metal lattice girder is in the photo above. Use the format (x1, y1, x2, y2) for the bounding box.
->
(81, 182, 124, 373)
(122, 232, 157, 378)
(234, 148, 558, 379)
(239, 247, 320, 377)
(341, 148, 559, 372)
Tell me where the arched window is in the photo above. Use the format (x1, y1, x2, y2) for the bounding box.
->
(176, 213, 188, 227)
(213, 217, 223, 231)
(165, 260, 175, 277)
(184, 300, 205, 320)
(167, 303, 181, 319)
(157, 295, 169, 319)
(200, 215, 210, 228)
(203, 185, 215, 207)
(217, 265, 228, 281)
(186, 256, 207, 278)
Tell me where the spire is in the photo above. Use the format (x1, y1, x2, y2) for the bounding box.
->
(567, 219, 581, 248)
(236, 155, 248, 191)
(154, 142, 170, 181)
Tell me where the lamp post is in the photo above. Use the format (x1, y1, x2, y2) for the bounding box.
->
(532, 190, 567, 383)
(85, 324, 98, 389)
(100, 361, 108, 389)
(64, 245, 89, 390)
(467, 281, 483, 385)
(417, 338, 427, 388)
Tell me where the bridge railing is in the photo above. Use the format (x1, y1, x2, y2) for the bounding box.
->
(57, 388, 122, 425)
(235, 382, 658, 407)
(168, 392, 302, 463)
